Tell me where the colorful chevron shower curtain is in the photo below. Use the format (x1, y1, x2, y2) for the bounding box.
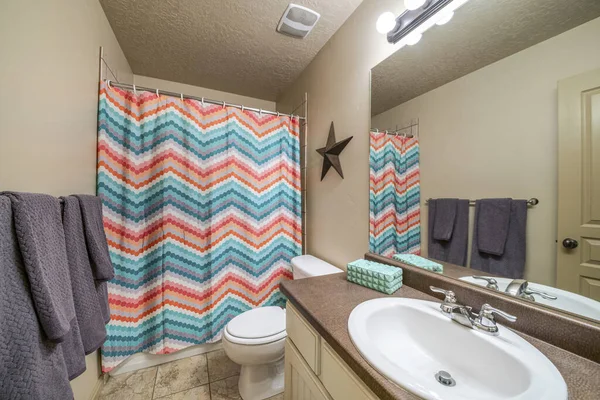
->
(96, 81, 302, 371)
(369, 131, 421, 257)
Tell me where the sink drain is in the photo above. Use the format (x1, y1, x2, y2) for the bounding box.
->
(435, 371, 456, 387)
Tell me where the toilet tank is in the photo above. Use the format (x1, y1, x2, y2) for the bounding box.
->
(291, 255, 341, 279)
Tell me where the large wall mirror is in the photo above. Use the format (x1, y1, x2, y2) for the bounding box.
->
(369, 0, 600, 324)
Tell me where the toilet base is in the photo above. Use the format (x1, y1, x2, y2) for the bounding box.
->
(238, 357, 285, 400)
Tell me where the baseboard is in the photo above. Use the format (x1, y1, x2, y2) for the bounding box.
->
(108, 342, 223, 376)
(89, 376, 104, 400)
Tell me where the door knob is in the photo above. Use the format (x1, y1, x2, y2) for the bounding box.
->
(562, 238, 578, 249)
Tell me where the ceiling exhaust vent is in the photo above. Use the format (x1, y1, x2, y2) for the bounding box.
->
(276, 3, 321, 39)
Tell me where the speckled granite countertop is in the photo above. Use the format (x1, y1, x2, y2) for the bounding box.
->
(280, 273, 600, 400)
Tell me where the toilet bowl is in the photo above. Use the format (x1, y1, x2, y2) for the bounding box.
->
(222, 255, 341, 400)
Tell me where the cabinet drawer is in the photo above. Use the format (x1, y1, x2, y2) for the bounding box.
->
(284, 339, 331, 400)
(319, 341, 378, 400)
(286, 302, 321, 375)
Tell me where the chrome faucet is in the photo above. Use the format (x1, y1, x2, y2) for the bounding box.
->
(430, 286, 517, 336)
(472, 276, 499, 290)
(505, 279, 557, 302)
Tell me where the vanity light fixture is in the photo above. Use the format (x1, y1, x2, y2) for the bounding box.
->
(376, 0, 469, 46)
(376, 12, 397, 34)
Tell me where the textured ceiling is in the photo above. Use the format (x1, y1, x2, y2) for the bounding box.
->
(100, 0, 362, 101)
(371, 0, 600, 116)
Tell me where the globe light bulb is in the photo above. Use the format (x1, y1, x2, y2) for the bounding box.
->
(404, 0, 427, 11)
(376, 12, 396, 34)
(405, 32, 422, 46)
(436, 11, 454, 25)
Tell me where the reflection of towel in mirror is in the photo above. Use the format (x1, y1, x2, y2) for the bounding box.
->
(0, 195, 74, 400)
(432, 198, 458, 241)
(428, 199, 469, 266)
(471, 199, 527, 279)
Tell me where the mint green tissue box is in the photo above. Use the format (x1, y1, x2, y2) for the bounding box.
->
(347, 271, 402, 294)
(393, 254, 443, 273)
(346, 259, 403, 294)
(347, 259, 402, 282)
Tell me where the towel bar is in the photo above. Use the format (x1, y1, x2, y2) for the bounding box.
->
(425, 198, 539, 207)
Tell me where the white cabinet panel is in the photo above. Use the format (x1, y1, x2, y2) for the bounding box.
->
(287, 303, 321, 375)
(284, 339, 331, 400)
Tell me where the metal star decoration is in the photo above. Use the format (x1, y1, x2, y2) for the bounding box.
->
(316, 122, 353, 181)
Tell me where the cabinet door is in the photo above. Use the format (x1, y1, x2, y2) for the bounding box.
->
(285, 339, 331, 400)
(319, 341, 379, 400)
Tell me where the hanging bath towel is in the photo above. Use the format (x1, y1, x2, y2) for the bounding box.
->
(97, 81, 302, 371)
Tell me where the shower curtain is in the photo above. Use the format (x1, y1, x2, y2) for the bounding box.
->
(369, 131, 421, 257)
(97, 81, 302, 371)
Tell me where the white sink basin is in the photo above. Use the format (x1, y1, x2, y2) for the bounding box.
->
(348, 298, 567, 400)
(460, 276, 600, 321)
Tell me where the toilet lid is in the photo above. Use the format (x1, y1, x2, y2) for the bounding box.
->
(226, 306, 286, 339)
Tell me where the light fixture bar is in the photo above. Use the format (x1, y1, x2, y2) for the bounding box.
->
(387, 0, 454, 44)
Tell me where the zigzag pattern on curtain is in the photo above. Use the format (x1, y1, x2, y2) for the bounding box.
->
(96, 81, 302, 371)
(369, 131, 421, 257)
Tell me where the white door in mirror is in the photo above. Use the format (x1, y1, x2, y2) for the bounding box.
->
(348, 298, 567, 400)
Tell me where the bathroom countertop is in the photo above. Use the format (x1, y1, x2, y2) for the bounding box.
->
(280, 272, 600, 400)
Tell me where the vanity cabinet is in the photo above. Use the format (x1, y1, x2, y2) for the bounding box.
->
(285, 303, 378, 400)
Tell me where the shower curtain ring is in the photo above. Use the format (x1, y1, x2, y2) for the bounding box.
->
(222, 101, 226, 108)
(241, 105, 244, 112)
(276, 111, 280, 117)
(181, 93, 184, 101)
(156, 88, 159, 97)
(106, 79, 111, 88)
(133, 84, 137, 95)
(201, 97, 205, 106)
(259, 108, 262, 116)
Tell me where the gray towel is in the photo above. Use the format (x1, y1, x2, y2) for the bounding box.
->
(61, 197, 108, 355)
(428, 199, 469, 266)
(471, 200, 527, 279)
(432, 198, 458, 240)
(75, 195, 114, 324)
(97, 281, 111, 324)
(476, 198, 511, 256)
(4, 192, 76, 342)
(60, 317, 87, 380)
(74, 194, 114, 282)
(0, 196, 74, 400)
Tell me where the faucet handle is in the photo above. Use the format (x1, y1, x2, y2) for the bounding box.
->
(479, 304, 517, 323)
(430, 286, 457, 303)
(523, 288, 557, 300)
(472, 276, 499, 290)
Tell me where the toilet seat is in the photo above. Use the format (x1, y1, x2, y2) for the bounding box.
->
(224, 306, 287, 345)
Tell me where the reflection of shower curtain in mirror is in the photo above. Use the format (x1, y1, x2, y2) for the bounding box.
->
(369, 131, 420, 257)
(96, 81, 302, 371)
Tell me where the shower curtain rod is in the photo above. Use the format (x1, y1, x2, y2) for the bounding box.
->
(106, 80, 305, 120)
(371, 121, 419, 136)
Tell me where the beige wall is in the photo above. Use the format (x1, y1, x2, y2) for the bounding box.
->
(0, 0, 133, 399)
(276, 0, 408, 270)
(134, 75, 276, 111)
(371, 17, 600, 286)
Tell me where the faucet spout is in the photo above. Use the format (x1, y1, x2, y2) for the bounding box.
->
(429, 286, 517, 336)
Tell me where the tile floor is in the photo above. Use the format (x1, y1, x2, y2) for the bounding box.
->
(96, 349, 284, 400)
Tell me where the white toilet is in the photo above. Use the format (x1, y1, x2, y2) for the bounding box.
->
(222, 255, 341, 400)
